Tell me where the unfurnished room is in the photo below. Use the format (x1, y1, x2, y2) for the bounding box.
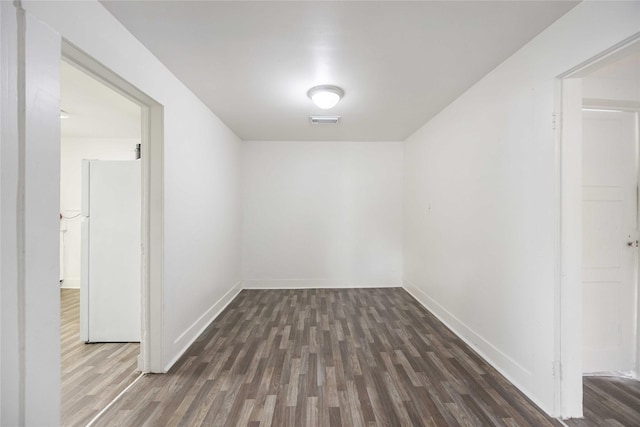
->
(1, 1, 640, 426)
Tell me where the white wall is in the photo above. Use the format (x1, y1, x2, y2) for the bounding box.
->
(242, 141, 403, 288)
(583, 78, 640, 102)
(2, 4, 242, 421)
(403, 0, 640, 417)
(59, 138, 139, 287)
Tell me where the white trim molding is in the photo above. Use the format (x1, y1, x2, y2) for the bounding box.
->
(165, 280, 244, 372)
(402, 281, 551, 415)
(243, 279, 403, 289)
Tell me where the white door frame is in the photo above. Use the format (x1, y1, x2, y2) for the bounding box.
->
(61, 41, 165, 373)
(555, 33, 640, 419)
(1, 5, 63, 424)
(1, 3, 164, 421)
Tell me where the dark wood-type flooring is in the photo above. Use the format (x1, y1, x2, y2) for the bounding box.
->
(61, 288, 140, 427)
(566, 376, 640, 427)
(92, 288, 562, 426)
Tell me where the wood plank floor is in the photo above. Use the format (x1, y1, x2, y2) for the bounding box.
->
(91, 288, 561, 426)
(565, 376, 640, 427)
(61, 288, 140, 427)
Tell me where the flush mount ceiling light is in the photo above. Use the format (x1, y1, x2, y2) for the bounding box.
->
(307, 85, 344, 110)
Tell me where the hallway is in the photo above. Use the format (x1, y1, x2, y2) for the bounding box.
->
(2, 1, 640, 423)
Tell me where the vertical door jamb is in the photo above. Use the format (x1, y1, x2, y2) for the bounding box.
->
(557, 76, 584, 419)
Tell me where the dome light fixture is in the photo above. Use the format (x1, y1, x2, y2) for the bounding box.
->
(307, 85, 344, 110)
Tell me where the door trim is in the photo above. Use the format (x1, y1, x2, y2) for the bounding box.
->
(61, 41, 165, 373)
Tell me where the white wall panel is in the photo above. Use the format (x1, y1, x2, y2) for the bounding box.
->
(242, 141, 403, 288)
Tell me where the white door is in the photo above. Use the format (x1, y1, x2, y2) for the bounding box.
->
(582, 110, 638, 373)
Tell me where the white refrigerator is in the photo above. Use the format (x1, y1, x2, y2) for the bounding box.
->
(80, 160, 141, 342)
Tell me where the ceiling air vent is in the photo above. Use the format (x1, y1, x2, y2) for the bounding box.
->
(309, 115, 341, 125)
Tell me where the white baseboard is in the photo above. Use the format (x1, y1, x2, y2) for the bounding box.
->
(403, 280, 552, 415)
(61, 278, 80, 289)
(243, 279, 402, 289)
(165, 280, 243, 372)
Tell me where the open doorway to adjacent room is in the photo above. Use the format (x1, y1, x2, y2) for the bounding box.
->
(559, 37, 640, 422)
(578, 44, 640, 379)
(59, 58, 143, 426)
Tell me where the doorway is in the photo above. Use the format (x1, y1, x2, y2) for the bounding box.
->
(558, 37, 640, 418)
(61, 41, 165, 377)
(59, 58, 143, 425)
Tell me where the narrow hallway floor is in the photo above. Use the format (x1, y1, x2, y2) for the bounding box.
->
(90, 288, 560, 426)
(61, 288, 139, 427)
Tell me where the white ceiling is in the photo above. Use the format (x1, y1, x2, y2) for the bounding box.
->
(100, 0, 579, 141)
(61, 60, 141, 139)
